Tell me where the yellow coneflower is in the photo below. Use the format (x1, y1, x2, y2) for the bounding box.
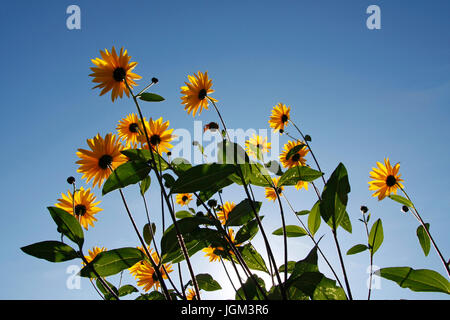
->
(180, 71, 217, 117)
(265, 177, 284, 201)
(116, 113, 144, 148)
(83, 246, 107, 265)
(295, 180, 309, 191)
(217, 201, 236, 225)
(369, 158, 404, 200)
(245, 134, 271, 159)
(137, 117, 174, 154)
(268, 103, 290, 132)
(202, 247, 222, 262)
(186, 288, 197, 300)
(176, 193, 193, 206)
(89, 47, 141, 102)
(279, 140, 309, 169)
(55, 187, 103, 230)
(76, 133, 128, 188)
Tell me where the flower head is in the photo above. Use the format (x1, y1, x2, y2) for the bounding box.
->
(265, 176, 284, 201)
(117, 113, 144, 148)
(245, 134, 271, 159)
(217, 201, 236, 225)
(83, 247, 107, 265)
(89, 47, 141, 102)
(280, 140, 309, 169)
(137, 117, 174, 154)
(176, 193, 193, 206)
(269, 103, 290, 132)
(186, 288, 197, 300)
(76, 133, 127, 188)
(130, 247, 173, 292)
(368, 158, 404, 200)
(55, 187, 103, 230)
(202, 229, 238, 262)
(180, 71, 217, 117)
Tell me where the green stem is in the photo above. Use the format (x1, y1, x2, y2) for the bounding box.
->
(399, 186, 450, 278)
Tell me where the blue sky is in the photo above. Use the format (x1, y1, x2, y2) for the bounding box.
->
(0, 0, 449, 300)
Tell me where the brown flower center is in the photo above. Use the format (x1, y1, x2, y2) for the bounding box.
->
(198, 89, 207, 100)
(386, 175, 397, 187)
(129, 123, 139, 133)
(150, 134, 161, 146)
(291, 153, 301, 162)
(74, 204, 87, 216)
(182, 196, 188, 202)
(113, 67, 126, 82)
(281, 114, 288, 123)
(98, 154, 113, 169)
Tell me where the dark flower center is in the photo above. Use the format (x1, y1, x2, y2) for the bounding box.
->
(150, 134, 161, 146)
(256, 144, 262, 149)
(74, 204, 87, 216)
(182, 196, 188, 202)
(129, 123, 139, 133)
(198, 89, 207, 100)
(291, 153, 301, 162)
(386, 175, 397, 187)
(113, 67, 126, 82)
(281, 114, 288, 123)
(98, 154, 113, 169)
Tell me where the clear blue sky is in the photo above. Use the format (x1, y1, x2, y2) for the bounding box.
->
(1, 0, 449, 300)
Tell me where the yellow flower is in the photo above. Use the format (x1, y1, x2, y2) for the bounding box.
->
(295, 180, 309, 191)
(186, 288, 197, 300)
(117, 113, 145, 148)
(55, 187, 103, 230)
(245, 134, 271, 159)
(180, 71, 217, 117)
(89, 47, 141, 102)
(137, 117, 174, 154)
(76, 133, 128, 188)
(130, 247, 173, 292)
(268, 103, 290, 132)
(176, 193, 193, 206)
(202, 229, 239, 262)
(265, 177, 284, 201)
(369, 158, 404, 200)
(217, 201, 236, 225)
(83, 247, 107, 265)
(279, 140, 309, 169)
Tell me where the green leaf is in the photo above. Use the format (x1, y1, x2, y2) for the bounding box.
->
(161, 173, 175, 188)
(272, 225, 308, 237)
(368, 218, 383, 255)
(170, 163, 236, 194)
(226, 199, 262, 227)
(296, 210, 309, 216)
(138, 92, 165, 102)
(319, 163, 350, 230)
(48, 207, 84, 248)
(378, 267, 450, 294)
(79, 248, 146, 278)
(278, 261, 297, 274)
(290, 272, 347, 300)
(121, 149, 169, 171)
(235, 217, 263, 244)
(217, 140, 250, 166)
(285, 143, 306, 161)
(416, 223, 431, 256)
(102, 160, 151, 195)
(308, 201, 321, 237)
(96, 279, 118, 300)
(187, 274, 222, 291)
(388, 195, 413, 208)
(340, 211, 353, 233)
(237, 244, 269, 273)
(346, 244, 368, 255)
(21, 241, 78, 263)
(118, 285, 139, 297)
(140, 176, 151, 196)
(265, 160, 284, 176)
(278, 166, 324, 187)
(175, 210, 194, 219)
(245, 163, 273, 187)
(143, 223, 156, 245)
(289, 245, 319, 280)
(136, 291, 166, 300)
(196, 178, 233, 206)
(236, 275, 267, 300)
